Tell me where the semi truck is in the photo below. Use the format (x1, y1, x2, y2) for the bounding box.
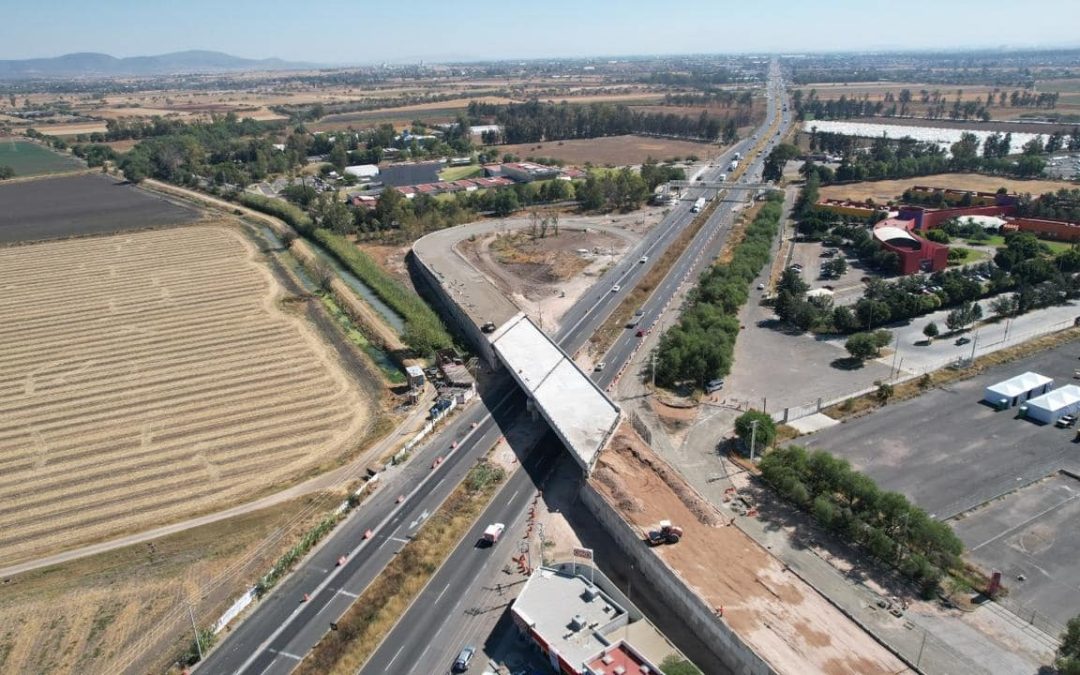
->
(691, 197, 706, 213)
(728, 159, 739, 172)
(733, 151, 742, 161)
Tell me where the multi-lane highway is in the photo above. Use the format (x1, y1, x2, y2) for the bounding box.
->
(358, 65, 791, 675)
(199, 63, 788, 675)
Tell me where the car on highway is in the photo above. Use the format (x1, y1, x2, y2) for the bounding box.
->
(639, 255, 648, 264)
(594, 362, 606, 372)
(452, 645, 475, 672)
(757, 282, 766, 290)
(611, 284, 620, 293)
(955, 336, 971, 346)
(636, 328, 646, 337)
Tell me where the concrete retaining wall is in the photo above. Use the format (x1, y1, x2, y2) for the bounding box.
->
(407, 249, 497, 367)
(578, 483, 776, 675)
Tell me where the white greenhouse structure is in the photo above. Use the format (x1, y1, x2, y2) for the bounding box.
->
(983, 372, 1053, 409)
(1022, 385, 1080, 424)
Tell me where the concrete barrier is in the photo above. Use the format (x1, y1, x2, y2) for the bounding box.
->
(578, 483, 776, 675)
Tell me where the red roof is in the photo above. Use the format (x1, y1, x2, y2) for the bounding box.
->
(585, 642, 650, 674)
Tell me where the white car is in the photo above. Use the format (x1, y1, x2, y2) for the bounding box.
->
(611, 285, 620, 293)
(757, 282, 766, 290)
(639, 255, 648, 264)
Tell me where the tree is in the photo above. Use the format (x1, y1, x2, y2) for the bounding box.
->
(845, 332, 883, 361)
(659, 656, 704, 675)
(989, 294, 1019, 318)
(1056, 616, 1080, 675)
(0, 165, 14, 180)
(735, 410, 775, 456)
(922, 321, 939, 341)
(490, 188, 520, 217)
(945, 301, 977, 332)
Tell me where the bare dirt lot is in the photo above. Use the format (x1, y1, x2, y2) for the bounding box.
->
(590, 428, 911, 675)
(0, 226, 371, 567)
(0, 490, 340, 675)
(498, 134, 717, 166)
(0, 173, 198, 243)
(819, 173, 1080, 204)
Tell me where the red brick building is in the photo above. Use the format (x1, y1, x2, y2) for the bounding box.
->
(873, 218, 949, 274)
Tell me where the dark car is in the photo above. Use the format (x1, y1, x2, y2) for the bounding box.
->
(453, 646, 475, 672)
(636, 328, 645, 337)
(955, 337, 971, 346)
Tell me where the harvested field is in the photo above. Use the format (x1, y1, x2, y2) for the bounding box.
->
(0, 139, 83, 176)
(34, 122, 109, 137)
(497, 134, 717, 166)
(819, 173, 1080, 204)
(591, 429, 911, 675)
(0, 226, 370, 567)
(0, 173, 198, 243)
(0, 491, 338, 675)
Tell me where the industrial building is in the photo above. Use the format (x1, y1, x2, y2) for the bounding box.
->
(1022, 384, 1080, 424)
(511, 565, 672, 675)
(982, 371, 1053, 409)
(872, 218, 949, 274)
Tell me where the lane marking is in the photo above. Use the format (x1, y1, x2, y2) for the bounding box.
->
(337, 589, 359, 598)
(386, 644, 406, 670)
(434, 582, 451, 604)
(507, 489, 519, 505)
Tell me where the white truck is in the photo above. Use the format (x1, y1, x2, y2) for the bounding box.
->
(691, 197, 706, 213)
(728, 159, 739, 172)
(717, 173, 727, 182)
(733, 151, 742, 161)
(482, 523, 505, 545)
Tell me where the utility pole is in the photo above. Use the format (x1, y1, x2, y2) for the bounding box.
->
(188, 604, 204, 662)
(749, 419, 759, 462)
(970, 330, 979, 362)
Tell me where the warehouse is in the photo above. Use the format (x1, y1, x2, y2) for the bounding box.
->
(1022, 384, 1080, 424)
(982, 371, 1053, 409)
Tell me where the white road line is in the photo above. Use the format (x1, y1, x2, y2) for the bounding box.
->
(337, 589, 359, 598)
(385, 644, 406, 671)
(507, 489, 519, 505)
(434, 582, 451, 605)
(278, 651, 302, 661)
(388, 536, 410, 544)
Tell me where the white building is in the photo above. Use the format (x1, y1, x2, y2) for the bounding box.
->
(982, 371, 1053, 409)
(344, 164, 380, 180)
(1023, 384, 1080, 424)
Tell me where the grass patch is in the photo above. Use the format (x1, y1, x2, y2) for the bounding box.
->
(313, 228, 453, 355)
(438, 165, 482, 181)
(319, 294, 406, 384)
(823, 326, 1080, 421)
(295, 461, 508, 674)
(0, 139, 83, 176)
(947, 246, 988, 265)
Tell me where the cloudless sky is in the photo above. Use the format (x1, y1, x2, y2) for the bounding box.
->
(4, 0, 1080, 63)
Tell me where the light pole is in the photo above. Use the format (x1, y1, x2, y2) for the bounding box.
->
(749, 419, 760, 462)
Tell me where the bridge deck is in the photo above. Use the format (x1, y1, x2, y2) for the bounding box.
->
(490, 313, 620, 473)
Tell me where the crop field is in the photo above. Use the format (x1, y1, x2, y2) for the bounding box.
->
(0, 173, 198, 243)
(818, 173, 1079, 204)
(498, 134, 717, 166)
(0, 139, 83, 175)
(0, 226, 370, 568)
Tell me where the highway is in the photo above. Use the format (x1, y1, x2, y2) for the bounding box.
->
(198, 63, 788, 675)
(358, 66, 791, 675)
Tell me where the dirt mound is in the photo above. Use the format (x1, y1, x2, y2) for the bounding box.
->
(607, 431, 720, 527)
(592, 465, 644, 514)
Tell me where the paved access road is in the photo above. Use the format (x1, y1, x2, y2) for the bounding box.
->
(355, 64, 791, 675)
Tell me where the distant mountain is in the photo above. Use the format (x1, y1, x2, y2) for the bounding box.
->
(0, 50, 319, 79)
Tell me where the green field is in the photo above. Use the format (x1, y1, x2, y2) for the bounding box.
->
(0, 140, 83, 176)
(438, 165, 482, 181)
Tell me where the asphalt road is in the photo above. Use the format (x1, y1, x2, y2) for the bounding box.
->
(354, 66, 792, 675)
(200, 65, 789, 675)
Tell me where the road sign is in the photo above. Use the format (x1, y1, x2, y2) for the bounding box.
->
(572, 547, 594, 561)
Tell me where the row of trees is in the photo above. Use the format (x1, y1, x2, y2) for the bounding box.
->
(1015, 188, 1080, 223)
(760, 445, 963, 596)
(654, 195, 785, 388)
(468, 100, 737, 144)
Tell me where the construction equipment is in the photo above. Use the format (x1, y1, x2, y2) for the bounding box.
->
(645, 520, 683, 546)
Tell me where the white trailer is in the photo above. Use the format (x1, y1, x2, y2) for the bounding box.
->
(691, 197, 706, 213)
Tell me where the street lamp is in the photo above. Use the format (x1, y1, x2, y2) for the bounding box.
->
(749, 419, 760, 462)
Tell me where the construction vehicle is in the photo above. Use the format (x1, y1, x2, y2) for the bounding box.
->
(645, 520, 683, 546)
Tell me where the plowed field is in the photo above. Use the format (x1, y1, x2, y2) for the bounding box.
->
(0, 226, 369, 567)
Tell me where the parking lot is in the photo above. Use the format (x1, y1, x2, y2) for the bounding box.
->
(952, 472, 1080, 629)
(797, 340, 1080, 632)
(1045, 154, 1080, 181)
(799, 340, 1080, 519)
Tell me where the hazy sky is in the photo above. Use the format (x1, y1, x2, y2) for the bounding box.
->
(4, 0, 1080, 63)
